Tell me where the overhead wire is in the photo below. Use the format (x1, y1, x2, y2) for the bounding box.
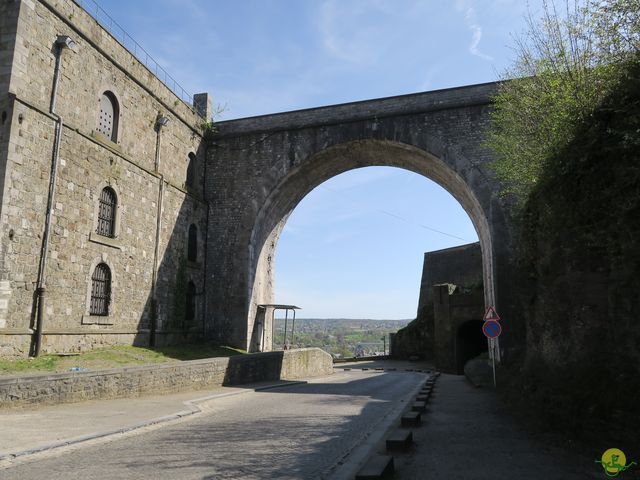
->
(317, 183, 473, 242)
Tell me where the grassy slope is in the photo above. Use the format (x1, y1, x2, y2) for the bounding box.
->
(0, 344, 245, 376)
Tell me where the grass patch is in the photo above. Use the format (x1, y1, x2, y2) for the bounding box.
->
(0, 344, 245, 376)
(0, 355, 58, 374)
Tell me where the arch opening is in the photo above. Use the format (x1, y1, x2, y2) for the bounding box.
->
(246, 139, 495, 353)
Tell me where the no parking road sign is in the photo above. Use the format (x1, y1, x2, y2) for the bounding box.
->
(482, 319, 502, 339)
(482, 305, 502, 388)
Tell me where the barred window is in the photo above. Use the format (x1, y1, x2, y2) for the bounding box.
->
(96, 187, 117, 237)
(90, 263, 111, 316)
(187, 224, 198, 262)
(186, 153, 196, 189)
(97, 91, 119, 142)
(186, 281, 196, 322)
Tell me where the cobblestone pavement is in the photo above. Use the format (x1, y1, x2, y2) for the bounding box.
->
(1, 369, 425, 479)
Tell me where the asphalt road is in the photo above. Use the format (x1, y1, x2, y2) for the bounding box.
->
(2, 370, 424, 480)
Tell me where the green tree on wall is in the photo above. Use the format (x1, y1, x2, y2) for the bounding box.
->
(485, 0, 640, 201)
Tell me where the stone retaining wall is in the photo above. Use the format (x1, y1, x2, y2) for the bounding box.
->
(0, 348, 333, 409)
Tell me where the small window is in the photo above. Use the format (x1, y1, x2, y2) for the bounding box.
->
(97, 91, 119, 142)
(90, 263, 111, 316)
(96, 187, 117, 237)
(186, 281, 196, 322)
(187, 224, 198, 262)
(186, 153, 196, 189)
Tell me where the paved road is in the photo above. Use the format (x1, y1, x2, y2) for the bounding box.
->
(2, 370, 424, 479)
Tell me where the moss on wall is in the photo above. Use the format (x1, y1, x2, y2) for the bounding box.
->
(502, 56, 640, 448)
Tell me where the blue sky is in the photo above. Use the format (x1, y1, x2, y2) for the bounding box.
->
(98, 0, 541, 319)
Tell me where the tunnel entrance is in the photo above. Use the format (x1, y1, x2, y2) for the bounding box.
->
(456, 320, 487, 374)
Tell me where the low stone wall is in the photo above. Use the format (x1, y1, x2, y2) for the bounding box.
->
(0, 348, 333, 409)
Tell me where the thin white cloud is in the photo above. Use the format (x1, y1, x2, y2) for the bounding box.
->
(466, 8, 493, 60)
(456, 1, 494, 61)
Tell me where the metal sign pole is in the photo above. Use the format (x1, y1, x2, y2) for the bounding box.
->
(283, 309, 288, 350)
(483, 305, 501, 388)
(491, 338, 497, 388)
(261, 306, 266, 352)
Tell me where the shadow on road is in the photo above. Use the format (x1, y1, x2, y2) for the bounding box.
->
(112, 370, 423, 480)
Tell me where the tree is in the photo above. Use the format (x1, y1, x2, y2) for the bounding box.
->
(485, 0, 640, 200)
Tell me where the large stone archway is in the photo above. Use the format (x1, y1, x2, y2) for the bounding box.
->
(205, 82, 517, 355)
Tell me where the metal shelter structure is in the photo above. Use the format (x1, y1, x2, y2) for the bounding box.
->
(256, 304, 300, 351)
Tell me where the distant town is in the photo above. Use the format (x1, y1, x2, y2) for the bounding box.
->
(273, 318, 410, 358)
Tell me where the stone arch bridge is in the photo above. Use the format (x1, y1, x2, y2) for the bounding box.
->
(204, 81, 518, 357)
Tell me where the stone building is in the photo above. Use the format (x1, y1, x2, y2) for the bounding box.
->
(0, 0, 210, 356)
(391, 243, 486, 374)
(1, 0, 518, 360)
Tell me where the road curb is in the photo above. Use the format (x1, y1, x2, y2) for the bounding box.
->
(329, 371, 429, 480)
(0, 380, 307, 463)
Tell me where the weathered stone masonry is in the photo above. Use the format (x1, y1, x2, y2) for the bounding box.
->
(0, 0, 209, 355)
(2, 0, 521, 359)
(205, 86, 519, 356)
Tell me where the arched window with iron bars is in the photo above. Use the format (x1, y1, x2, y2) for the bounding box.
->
(97, 91, 119, 142)
(96, 187, 117, 237)
(90, 263, 111, 316)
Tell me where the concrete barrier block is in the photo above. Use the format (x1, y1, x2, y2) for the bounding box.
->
(401, 411, 421, 427)
(386, 429, 413, 451)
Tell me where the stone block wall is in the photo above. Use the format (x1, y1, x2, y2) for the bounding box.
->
(417, 242, 483, 312)
(1, 0, 519, 359)
(0, 348, 334, 408)
(0, 0, 208, 355)
(205, 84, 516, 353)
(0, 1, 20, 332)
(392, 242, 483, 361)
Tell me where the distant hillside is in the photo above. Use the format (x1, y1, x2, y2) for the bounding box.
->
(273, 318, 410, 357)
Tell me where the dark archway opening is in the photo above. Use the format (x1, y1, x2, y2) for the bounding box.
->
(456, 319, 487, 374)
